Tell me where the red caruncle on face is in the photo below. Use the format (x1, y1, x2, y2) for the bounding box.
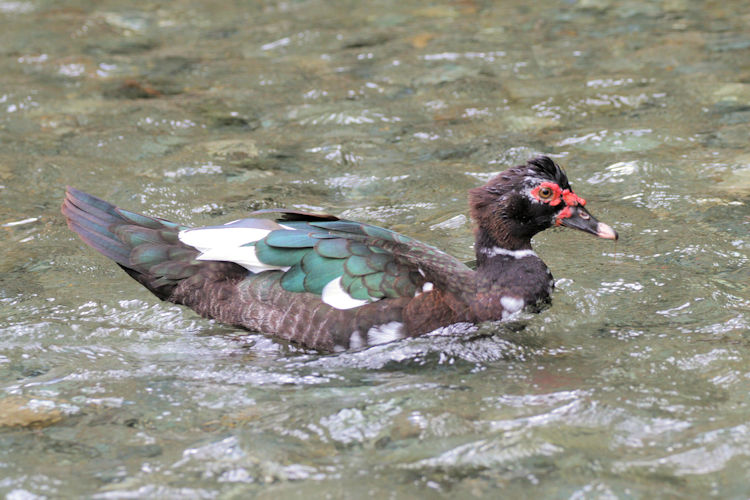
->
(562, 190, 586, 207)
(530, 182, 587, 208)
(530, 182, 563, 206)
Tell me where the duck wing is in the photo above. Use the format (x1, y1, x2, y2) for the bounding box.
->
(179, 209, 476, 309)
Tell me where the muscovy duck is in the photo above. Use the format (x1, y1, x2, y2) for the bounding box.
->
(61, 156, 617, 351)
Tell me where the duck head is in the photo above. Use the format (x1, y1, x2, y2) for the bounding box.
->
(469, 156, 618, 254)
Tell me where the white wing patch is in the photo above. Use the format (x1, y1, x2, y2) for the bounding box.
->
(179, 223, 285, 274)
(179, 227, 271, 252)
(500, 295, 525, 320)
(194, 246, 288, 274)
(321, 277, 370, 310)
(367, 321, 405, 345)
(414, 281, 434, 297)
(349, 331, 365, 350)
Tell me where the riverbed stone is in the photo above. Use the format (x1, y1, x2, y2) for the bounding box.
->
(0, 396, 63, 428)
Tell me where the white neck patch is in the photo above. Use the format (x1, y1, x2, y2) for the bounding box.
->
(480, 247, 538, 259)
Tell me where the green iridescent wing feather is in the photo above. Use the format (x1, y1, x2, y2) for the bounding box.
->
(249, 210, 475, 301)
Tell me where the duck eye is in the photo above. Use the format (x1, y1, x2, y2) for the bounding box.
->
(538, 187, 553, 199)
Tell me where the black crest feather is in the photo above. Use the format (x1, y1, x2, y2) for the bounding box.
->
(527, 156, 571, 190)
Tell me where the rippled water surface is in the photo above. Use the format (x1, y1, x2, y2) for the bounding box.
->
(2, 0, 750, 497)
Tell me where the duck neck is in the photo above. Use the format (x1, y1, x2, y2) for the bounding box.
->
(472, 227, 552, 308)
(474, 227, 534, 268)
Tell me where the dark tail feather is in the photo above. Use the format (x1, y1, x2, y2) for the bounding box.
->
(61, 187, 200, 300)
(62, 187, 134, 266)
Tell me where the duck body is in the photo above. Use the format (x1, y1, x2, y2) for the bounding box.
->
(61, 156, 617, 352)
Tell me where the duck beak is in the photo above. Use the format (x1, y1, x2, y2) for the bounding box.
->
(556, 206, 618, 240)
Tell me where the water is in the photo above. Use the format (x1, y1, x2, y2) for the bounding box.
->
(1, 0, 750, 497)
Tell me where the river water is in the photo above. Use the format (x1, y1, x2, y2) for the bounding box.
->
(1, 0, 750, 498)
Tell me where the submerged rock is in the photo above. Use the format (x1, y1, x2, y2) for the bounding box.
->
(200, 139, 260, 163)
(712, 83, 750, 107)
(0, 396, 63, 428)
(504, 115, 560, 132)
(716, 153, 750, 194)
